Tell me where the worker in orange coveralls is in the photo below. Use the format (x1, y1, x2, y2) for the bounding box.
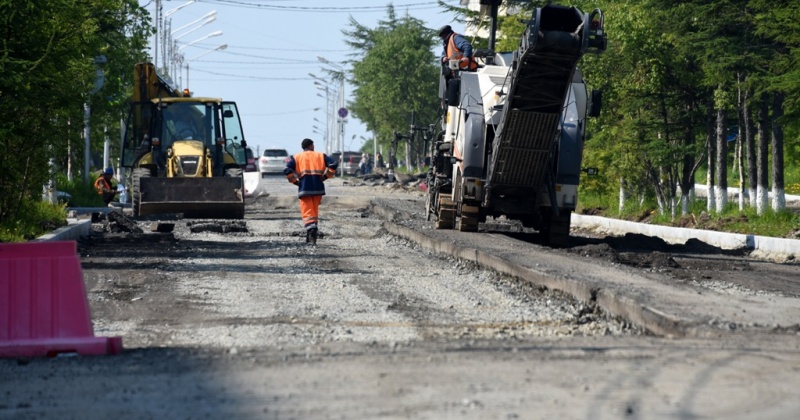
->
(284, 138, 338, 244)
(94, 167, 118, 207)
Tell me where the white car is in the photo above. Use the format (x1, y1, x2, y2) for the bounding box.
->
(258, 148, 289, 177)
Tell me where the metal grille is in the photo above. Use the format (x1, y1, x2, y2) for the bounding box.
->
(491, 111, 559, 187)
(180, 156, 200, 176)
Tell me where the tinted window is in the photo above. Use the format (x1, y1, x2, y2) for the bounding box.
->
(264, 149, 288, 158)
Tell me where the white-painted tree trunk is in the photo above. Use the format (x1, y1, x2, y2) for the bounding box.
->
(757, 185, 768, 215)
(706, 177, 716, 213)
(715, 185, 727, 213)
(772, 187, 786, 211)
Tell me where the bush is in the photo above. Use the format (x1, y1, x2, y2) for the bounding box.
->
(0, 200, 68, 242)
(57, 173, 104, 207)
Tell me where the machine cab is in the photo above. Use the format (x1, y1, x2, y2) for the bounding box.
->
(123, 97, 248, 176)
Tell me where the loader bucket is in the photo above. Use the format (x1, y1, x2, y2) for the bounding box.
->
(138, 177, 245, 219)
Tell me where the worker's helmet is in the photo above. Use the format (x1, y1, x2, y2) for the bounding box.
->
(104, 167, 114, 175)
(438, 25, 453, 38)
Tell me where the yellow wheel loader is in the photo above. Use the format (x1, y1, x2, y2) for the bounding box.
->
(121, 63, 247, 219)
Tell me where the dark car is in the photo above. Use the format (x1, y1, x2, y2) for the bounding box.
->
(244, 147, 258, 172)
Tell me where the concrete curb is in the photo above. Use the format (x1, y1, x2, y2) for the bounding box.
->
(34, 219, 92, 242)
(572, 214, 799, 261)
(371, 203, 702, 338)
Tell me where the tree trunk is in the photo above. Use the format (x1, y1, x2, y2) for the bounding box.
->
(619, 177, 626, 213)
(744, 89, 757, 209)
(715, 105, 728, 212)
(706, 107, 716, 213)
(771, 92, 785, 211)
(756, 93, 769, 215)
(679, 121, 695, 216)
(67, 119, 74, 182)
(736, 78, 745, 210)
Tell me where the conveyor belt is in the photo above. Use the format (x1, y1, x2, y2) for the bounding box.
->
(488, 5, 588, 194)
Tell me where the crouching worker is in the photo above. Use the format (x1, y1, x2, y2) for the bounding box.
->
(94, 167, 118, 207)
(284, 138, 338, 244)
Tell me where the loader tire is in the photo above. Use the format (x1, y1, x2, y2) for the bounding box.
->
(131, 168, 150, 217)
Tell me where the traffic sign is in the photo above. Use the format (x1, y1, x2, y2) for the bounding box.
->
(338, 107, 348, 119)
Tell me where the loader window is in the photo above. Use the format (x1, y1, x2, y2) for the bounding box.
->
(222, 102, 247, 166)
(161, 102, 215, 148)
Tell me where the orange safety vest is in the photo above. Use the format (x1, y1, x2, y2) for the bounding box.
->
(286, 150, 336, 187)
(446, 33, 478, 71)
(294, 151, 334, 179)
(94, 177, 113, 195)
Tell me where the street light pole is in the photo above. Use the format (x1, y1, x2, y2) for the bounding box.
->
(172, 11, 216, 38)
(169, 11, 217, 84)
(179, 30, 223, 51)
(314, 81, 331, 154)
(310, 73, 338, 155)
(317, 56, 346, 174)
(162, 0, 196, 73)
(184, 44, 227, 90)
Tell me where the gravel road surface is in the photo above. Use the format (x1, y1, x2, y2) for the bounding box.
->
(1, 175, 799, 419)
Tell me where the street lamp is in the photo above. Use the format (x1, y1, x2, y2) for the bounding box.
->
(318, 56, 347, 174)
(168, 12, 217, 82)
(179, 30, 223, 51)
(165, 0, 196, 18)
(184, 44, 227, 90)
(314, 81, 338, 155)
(172, 11, 216, 38)
(160, 0, 197, 71)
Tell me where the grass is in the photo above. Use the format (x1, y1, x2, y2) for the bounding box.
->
(695, 164, 800, 195)
(0, 200, 68, 242)
(578, 188, 800, 239)
(0, 175, 102, 242)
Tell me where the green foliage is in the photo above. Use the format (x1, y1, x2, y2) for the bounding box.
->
(580, 187, 800, 239)
(343, 6, 441, 157)
(651, 203, 800, 238)
(57, 174, 105, 207)
(0, 0, 151, 225)
(0, 200, 68, 243)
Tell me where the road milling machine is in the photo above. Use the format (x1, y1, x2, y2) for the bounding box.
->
(121, 62, 248, 219)
(426, 1, 606, 244)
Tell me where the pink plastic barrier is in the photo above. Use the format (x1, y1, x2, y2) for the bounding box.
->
(0, 241, 122, 358)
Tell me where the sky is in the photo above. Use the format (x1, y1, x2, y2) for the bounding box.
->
(141, 0, 465, 157)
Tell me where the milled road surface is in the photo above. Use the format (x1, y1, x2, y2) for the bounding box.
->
(1, 175, 799, 419)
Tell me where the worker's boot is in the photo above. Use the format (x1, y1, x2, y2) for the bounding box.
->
(309, 228, 318, 245)
(305, 229, 311, 243)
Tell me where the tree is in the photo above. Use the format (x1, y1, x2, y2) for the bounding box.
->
(0, 0, 151, 223)
(343, 7, 440, 161)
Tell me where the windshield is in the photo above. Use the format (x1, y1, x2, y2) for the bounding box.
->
(160, 102, 216, 149)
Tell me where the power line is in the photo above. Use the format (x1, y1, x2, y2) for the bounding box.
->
(190, 67, 314, 80)
(242, 107, 319, 117)
(197, 0, 456, 12)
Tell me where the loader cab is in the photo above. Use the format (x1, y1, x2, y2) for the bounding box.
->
(122, 97, 249, 175)
(160, 102, 211, 147)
